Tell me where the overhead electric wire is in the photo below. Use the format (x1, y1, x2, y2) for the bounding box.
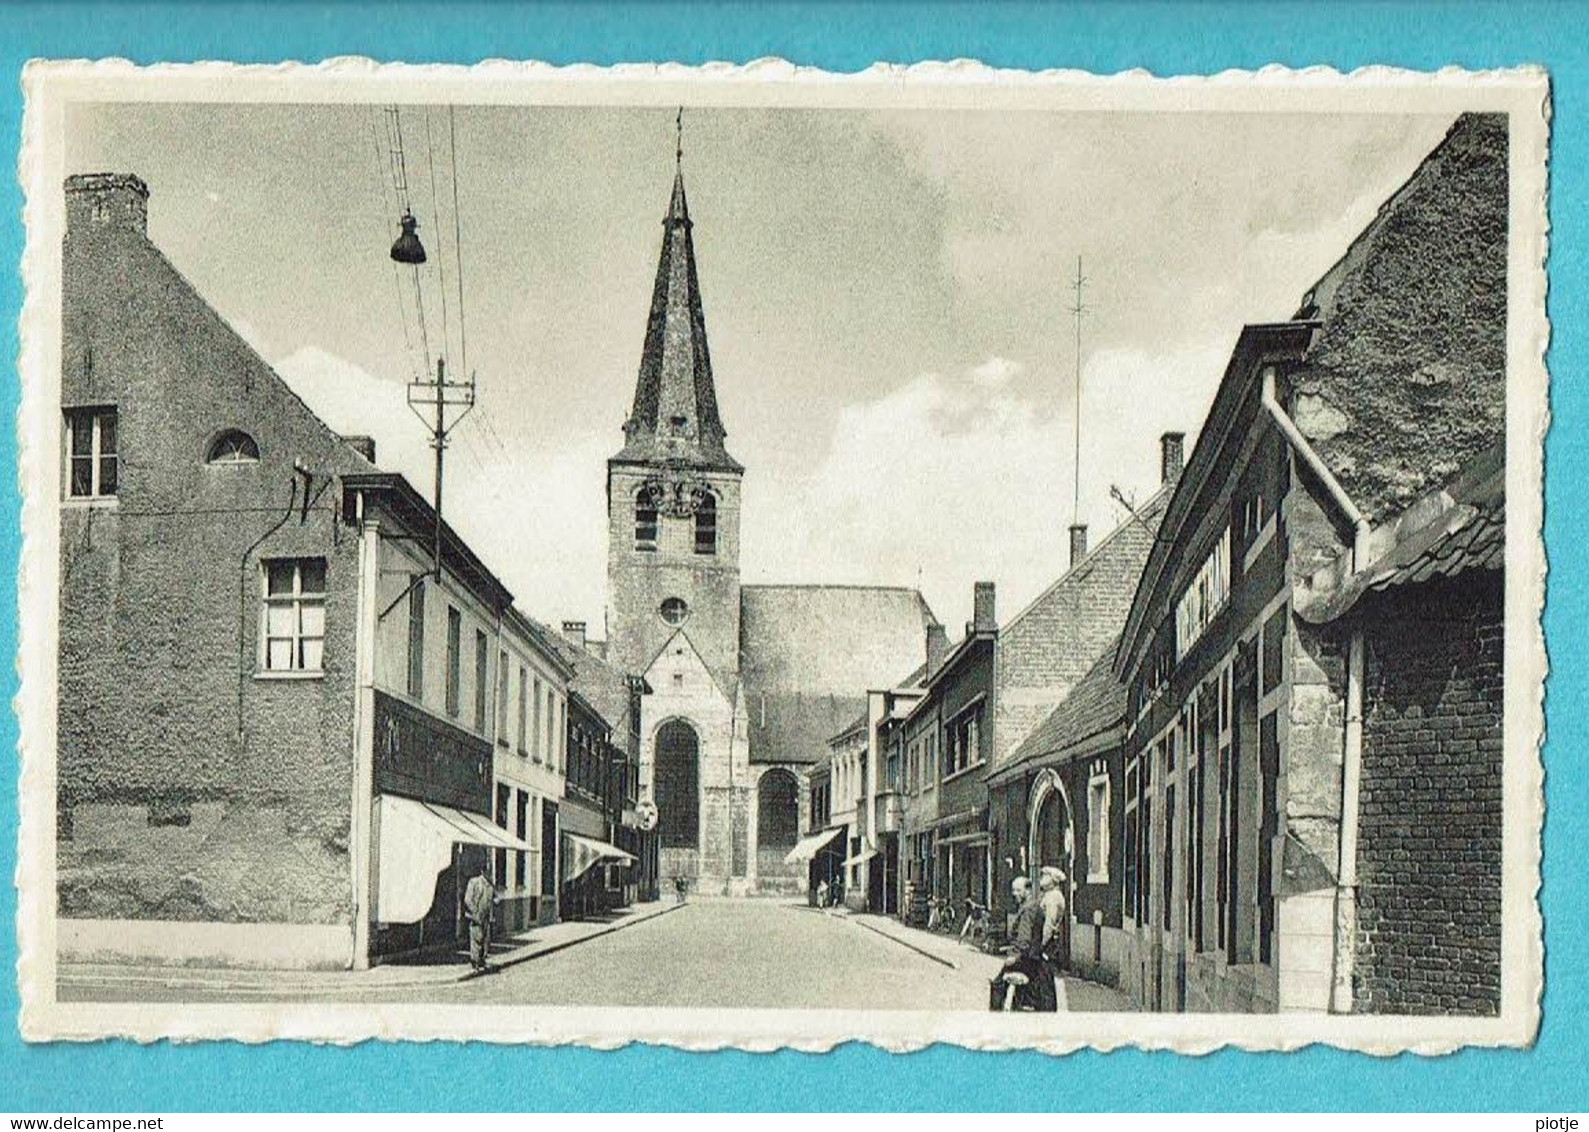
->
(424, 107, 454, 373)
(370, 105, 421, 383)
(449, 105, 470, 381)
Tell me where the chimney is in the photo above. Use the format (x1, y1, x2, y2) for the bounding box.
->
(1161, 431, 1186, 484)
(1069, 523, 1089, 567)
(972, 581, 996, 634)
(65, 173, 149, 239)
(342, 435, 377, 464)
(925, 622, 950, 676)
(561, 620, 588, 653)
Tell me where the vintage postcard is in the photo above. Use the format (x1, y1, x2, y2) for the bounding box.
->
(15, 59, 1548, 1051)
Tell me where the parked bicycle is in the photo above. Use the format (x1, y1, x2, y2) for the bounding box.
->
(959, 898, 992, 949)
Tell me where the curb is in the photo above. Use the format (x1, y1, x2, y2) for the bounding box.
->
(457, 900, 685, 982)
(846, 916, 960, 970)
(59, 903, 687, 997)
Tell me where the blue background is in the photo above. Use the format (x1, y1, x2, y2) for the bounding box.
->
(1, 1, 1582, 1112)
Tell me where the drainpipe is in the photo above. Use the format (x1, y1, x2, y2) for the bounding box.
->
(1259, 366, 1370, 1014)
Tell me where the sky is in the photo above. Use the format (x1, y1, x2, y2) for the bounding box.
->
(66, 102, 1456, 634)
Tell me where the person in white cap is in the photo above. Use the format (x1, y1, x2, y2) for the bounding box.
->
(1037, 866, 1067, 1003)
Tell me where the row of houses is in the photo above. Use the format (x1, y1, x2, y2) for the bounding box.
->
(56, 171, 660, 970)
(794, 112, 1509, 1016)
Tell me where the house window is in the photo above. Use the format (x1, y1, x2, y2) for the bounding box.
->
(260, 558, 326, 673)
(1123, 760, 1139, 921)
(1087, 772, 1110, 883)
(517, 668, 528, 754)
(495, 650, 510, 745)
(406, 579, 425, 698)
(474, 630, 489, 733)
(944, 705, 982, 777)
(444, 606, 462, 718)
(694, 491, 717, 555)
(65, 406, 117, 498)
(634, 490, 659, 552)
(515, 789, 530, 890)
(206, 429, 259, 465)
(495, 783, 511, 892)
(531, 677, 542, 760)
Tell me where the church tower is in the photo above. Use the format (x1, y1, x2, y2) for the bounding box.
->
(605, 155, 744, 690)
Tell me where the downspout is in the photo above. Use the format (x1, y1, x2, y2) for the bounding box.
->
(1259, 366, 1370, 1014)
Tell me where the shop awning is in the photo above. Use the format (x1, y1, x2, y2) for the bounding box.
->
(562, 833, 637, 884)
(783, 826, 845, 866)
(844, 849, 877, 869)
(374, 794, 536, 925)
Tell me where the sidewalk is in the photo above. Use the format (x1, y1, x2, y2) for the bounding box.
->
(58, 899, 681, 998)
(835, 908, 1138, 1012)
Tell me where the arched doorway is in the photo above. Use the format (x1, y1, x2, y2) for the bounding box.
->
(1029, 771, 1075, 971)
(654, 719, 700, 850)
(756, 768, 800, 851)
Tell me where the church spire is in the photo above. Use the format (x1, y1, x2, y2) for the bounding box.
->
(615, 114, 740, 473)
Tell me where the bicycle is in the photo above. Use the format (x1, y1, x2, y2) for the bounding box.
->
(959, 898, 992, 949)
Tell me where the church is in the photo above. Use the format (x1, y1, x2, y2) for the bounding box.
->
(596, 155, 940, 896)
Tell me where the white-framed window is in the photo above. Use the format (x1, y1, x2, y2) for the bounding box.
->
(406, 579, 425, 698)
(1087, 771, 1111, 883)
(260, 557, 326, 674)
(1175, 527, 1233, 658)
(65, 406, 118, 499)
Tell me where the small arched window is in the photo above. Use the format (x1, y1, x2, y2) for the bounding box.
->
(634, 487, 659, 552)
(694, 490, 717, 555)
(207, 429, 259, 465)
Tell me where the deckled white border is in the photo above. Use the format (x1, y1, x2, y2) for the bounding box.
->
(14, 57, 1550, 1053)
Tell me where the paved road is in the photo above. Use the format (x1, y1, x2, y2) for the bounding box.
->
(390, 900, 993, 1009)
(63, 900, 1132, 1010)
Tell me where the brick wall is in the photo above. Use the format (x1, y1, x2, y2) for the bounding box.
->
(57, 176, 373, 928)
(1353, 572, 1503, 1015)
(994, 499, 1162, 766)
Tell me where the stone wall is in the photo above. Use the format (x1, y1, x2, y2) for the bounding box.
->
(1352, 573, 1504, 1015)
(57, 176, 372, 935)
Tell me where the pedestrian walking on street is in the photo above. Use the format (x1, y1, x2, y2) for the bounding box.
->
(464, 862, 498, 972)
(989, 876, 1057, 1011)
(816, 879, 829, 909)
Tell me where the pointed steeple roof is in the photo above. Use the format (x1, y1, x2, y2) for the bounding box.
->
(614, 163, 741, 473)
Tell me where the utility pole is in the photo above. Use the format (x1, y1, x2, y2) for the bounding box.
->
(1069, 255, 1088, 526)
(408, 353, 475, 580)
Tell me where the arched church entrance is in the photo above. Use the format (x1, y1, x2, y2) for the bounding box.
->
(654, 719, 700, 857)
(1029, 771, 1074, 971)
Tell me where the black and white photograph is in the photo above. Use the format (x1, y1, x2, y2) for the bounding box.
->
(16, 61, 1547, 1050)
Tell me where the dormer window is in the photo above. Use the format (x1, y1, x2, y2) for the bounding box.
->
(694, 490, 717, 555)
(207, 429, 259, 465)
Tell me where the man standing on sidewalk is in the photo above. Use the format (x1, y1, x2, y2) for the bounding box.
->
(464, 862, 498, 972)
(1038, 866, 1067, 1010)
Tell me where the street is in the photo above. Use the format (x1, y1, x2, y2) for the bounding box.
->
(61, 899, 1132, 1011)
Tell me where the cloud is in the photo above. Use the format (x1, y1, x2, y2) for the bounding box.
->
(968, 355, 1023, 389)
(743, 341, 1227, 631)
(273, 345, 612, 630)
